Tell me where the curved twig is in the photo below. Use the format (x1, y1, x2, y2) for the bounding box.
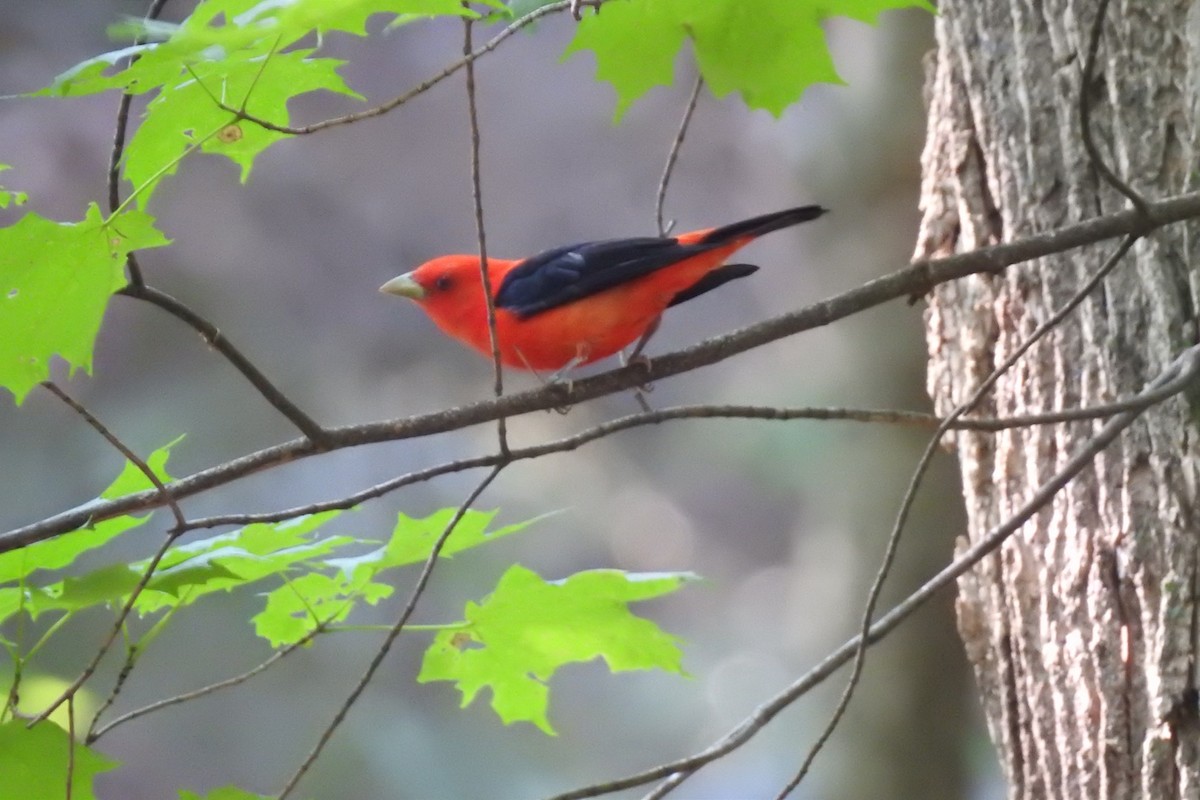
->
(656, 75, 704, 237)
(215, 2, 579, 136)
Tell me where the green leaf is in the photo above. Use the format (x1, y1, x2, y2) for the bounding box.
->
(0, 720, 118, 800)
(256, 509, 547, 647)
(0, 438, 181, 624)
(133, 512, 352, 614)
(419, 565, 693, 734)
(100, 434, 182, 500)
(124, 47, 361, 206)
(22, 512, 349, 620)
(565, 0, 933, 120)
(254, 569, 392, 647)
(0, 205, 169, 403)
(327, 508, 548, 579)
(563, 0, 685, 121)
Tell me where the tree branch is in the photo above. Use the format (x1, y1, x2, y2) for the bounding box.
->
(7, 191, 1199, 552)
(117, 284, 327, 443)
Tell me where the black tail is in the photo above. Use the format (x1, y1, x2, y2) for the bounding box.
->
(668, 263, 758, 307)
(698, 204, 827, 245)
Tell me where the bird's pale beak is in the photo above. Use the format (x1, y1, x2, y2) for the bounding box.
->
(379, 273, 425, 300)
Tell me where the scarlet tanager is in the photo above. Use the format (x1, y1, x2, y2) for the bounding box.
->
(380, 205, 826, 372)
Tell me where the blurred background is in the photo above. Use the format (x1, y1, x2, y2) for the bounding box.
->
(0, 2, 998, 798)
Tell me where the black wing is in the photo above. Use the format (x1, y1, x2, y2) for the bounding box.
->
(494, 236, 722, 319)
(493, 205, 826, 320)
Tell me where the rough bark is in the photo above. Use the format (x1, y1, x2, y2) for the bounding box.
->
(916, 2, 1200, 797)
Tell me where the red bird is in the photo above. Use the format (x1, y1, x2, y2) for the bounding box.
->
(380, 205, 826, 373)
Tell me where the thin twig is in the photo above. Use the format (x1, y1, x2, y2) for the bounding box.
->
(29, 529, 182, 726)
(276, 465, 506, 799)
(216, 2, 578, 136)
(108, 0, 172, 289)
(462, 6, 509, 455)
(41, 382, 186, 532)
(117, 284, 326, 443)
(65, 695, 75, 800)
(174, 389, 1177, 533)
(546, 343, 1200, 800)
(7, 192, 1192, 551)
(1078, 0, 1150, 216)
(765, 231, 1140, 798)
(655, 75, 703, 237)
(85, 644, 137, 741)
(89, 621, 329, 742)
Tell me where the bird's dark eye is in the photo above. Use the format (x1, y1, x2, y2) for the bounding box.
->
(434, 275, 454, 292)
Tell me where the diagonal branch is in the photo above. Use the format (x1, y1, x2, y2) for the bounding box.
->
(7, 191, 1200, 551)
(117, 284, 327, 443)
(546, 342, 1200, 800)
(40, 381, 186, 532)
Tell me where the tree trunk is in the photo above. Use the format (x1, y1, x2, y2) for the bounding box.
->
(916, 2, 1200, 797)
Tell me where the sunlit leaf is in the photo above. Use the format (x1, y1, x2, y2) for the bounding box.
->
(420, 565, 693, 734)
(0, 720, 117, 800)
(566, 0, 933, 120)
(0, 205, 168, 402)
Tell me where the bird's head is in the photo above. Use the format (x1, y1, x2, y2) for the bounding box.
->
(379, 255, 486, 303)
(380, 255, 498, 341)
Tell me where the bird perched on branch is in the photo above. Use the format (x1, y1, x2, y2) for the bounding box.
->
(380, 205, 826, 376)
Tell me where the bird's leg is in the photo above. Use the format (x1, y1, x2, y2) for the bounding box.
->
(627, 316, 661, 364)
(546, 353, 587, 388)
(517, 346, 588, 414)
(621, 316, 660, 393)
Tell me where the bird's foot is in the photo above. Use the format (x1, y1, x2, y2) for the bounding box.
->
(620, 351, 655, 393)
(530, 355, 585, 414)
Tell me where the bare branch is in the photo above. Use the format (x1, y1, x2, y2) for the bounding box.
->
(88, 620, 329, 743)
(175, 388, 1181, 533)
(85, 644, 137, 742)
(108, 0, 172, 289)
(30, 528, 181, 726)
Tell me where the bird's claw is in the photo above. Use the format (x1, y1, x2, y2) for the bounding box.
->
(621, 352, 655, 393)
